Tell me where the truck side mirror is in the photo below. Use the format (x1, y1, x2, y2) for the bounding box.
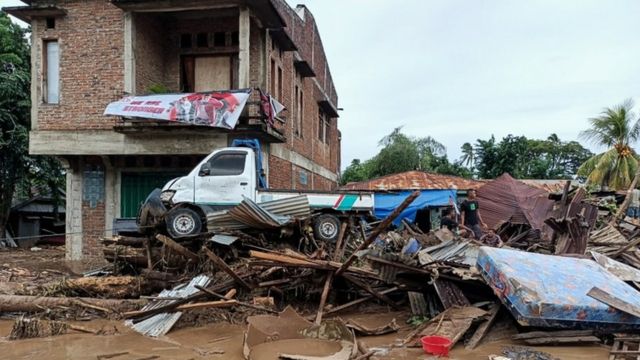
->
(199, 163, 211, 176)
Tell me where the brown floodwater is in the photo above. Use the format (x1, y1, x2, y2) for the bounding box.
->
(0, 314, 611, 360)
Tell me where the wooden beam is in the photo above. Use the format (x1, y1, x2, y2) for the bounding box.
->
(587, 286, 640, 318)
(315, 222, 348, 325)
(156, 234, 199, 262)
(343, 274, 399, 309)
(335, 191, 420, 276)
(202, 246, 251, 290)
(176, 300, 236, 311)
(465, 303, 500, 350)
(610, 236, 640, 258)
(323, 287, 400, 316)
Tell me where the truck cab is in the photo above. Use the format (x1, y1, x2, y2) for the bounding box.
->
(164, 147, 260, 207)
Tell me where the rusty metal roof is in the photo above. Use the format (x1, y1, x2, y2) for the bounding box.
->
(340, 171, 483, 191)
(476, 173, 554, 235)
(519, 179, 572, 193)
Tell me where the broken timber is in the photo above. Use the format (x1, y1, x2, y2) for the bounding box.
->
(335, 191, 420, 276)
(202, 246, 251, 290)
(315, 222, 348, 325)
(587, 286, 640, 318)
(156, 234, 199, 262)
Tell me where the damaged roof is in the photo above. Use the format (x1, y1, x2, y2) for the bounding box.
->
(340, 171, 483, 191)
(476, 173, 554, 235)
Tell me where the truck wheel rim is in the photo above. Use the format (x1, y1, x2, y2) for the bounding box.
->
(320, 222, 338, 239)
(174, 215, 195, 235)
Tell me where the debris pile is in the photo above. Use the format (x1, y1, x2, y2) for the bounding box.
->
(6, 176, 640, 359)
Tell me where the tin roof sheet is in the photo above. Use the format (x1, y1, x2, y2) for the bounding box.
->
(341, 171, 483, 191)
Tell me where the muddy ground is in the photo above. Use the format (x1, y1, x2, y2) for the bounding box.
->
(0, 247, 612, 359)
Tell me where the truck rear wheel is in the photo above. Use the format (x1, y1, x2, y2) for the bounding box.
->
(313, 214, 341, 243)
(166, 207, 202, 238)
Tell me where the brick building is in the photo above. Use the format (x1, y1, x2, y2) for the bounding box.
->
(5, 0, 341, 260)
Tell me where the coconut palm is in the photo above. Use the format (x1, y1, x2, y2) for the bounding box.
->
(460, 142, 474, 169)
(578, 99, 640, 189)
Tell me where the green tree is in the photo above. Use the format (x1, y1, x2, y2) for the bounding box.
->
(0, 12, 64, 239)
(474, 134, 592, 179)
(578, 99, 640, 189)
(341, 159, 373, 185)
(339, 128, 469, 185)
(460, 142, 474, 170)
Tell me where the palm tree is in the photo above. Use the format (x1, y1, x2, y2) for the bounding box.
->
(460, 142, 475, 169)
(578, 99, 640, 189)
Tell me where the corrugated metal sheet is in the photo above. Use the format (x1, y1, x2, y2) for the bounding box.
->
(419, 240, 479, 267)
(477, 247, 640, 330)
(519, 179, 572, 193)
(228, 197, 293, 229)
(126, 274, 211, 337)
(476, 173, 554, 237)
(340, 171, 483, 191)
(207, 195, 310, 231)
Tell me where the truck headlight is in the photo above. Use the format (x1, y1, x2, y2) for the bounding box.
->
(160, 190, 175, 202)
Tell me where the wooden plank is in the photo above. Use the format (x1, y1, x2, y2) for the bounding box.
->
(176, 300, 236, 311)
(335, 191, 420, 276)
(202, 246, 251, 290)
(323, 287, 400, 317)
(513, 329, 594, 340)
(315, 222, 347, 325)
(466, 304, 500, 350)
(156, 234, 199, 262)
(524, 336, 600, 345)
(587, 286, 640, 318)
(343, 274, 399, 309)
(609, 340, 620, 360)
(611, 237, 640, 258)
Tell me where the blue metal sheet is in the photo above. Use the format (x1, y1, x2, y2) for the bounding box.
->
(477, 247, 640, 330)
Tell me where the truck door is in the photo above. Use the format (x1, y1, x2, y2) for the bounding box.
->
(193, 150, 253, 207)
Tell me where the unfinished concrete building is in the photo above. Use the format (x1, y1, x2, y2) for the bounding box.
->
(5, 0, 341, 260)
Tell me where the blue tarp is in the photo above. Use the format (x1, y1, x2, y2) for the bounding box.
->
(477, 247, 640, 330)
(373, 189, 456, 225)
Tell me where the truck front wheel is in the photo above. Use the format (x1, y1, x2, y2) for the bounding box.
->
(313, 214, 341, 243)
(166, 208, 202, 238)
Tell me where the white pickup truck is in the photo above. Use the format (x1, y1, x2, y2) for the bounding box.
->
(138, 142, 374, 242)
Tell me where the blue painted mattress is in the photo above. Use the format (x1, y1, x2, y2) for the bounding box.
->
(476, 247, 640, 329)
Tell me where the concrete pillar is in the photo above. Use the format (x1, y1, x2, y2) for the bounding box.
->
(102, 156, 116, 238)
(238, 8, 251, 88)
(124, 12, 136, 94)
(61, 158, 83, 260)
(30, 20, 39, 130)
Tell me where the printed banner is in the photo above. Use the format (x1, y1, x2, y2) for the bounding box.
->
(104, 89, 252, 129)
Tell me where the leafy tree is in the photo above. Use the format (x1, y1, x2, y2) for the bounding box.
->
(341, 159, 373, 184)
(578, 99, 640, 189)
(473, 134, 592, 179)
(460, 142, 474, 170)
(339, 128, 469, 185)
(0, 12, 64, 239)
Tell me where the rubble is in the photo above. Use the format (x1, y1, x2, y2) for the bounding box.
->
(5, 178, 640, 359)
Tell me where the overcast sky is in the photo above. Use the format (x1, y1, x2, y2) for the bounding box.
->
(287, 0, 640, 166)
(5, 0, 640, 167)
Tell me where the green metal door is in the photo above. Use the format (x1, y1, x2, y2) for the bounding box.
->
(120, 172, 184, 218)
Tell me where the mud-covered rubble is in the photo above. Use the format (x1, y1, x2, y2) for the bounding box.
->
(4, 186, 640, 359)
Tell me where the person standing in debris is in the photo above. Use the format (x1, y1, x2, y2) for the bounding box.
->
(460, 189, 487, 239)
(627, 187, 640, 223)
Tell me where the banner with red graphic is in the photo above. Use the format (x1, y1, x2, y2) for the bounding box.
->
(104, 89, 252, 129)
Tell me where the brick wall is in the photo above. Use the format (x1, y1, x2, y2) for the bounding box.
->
(268, 155, 292, 189)
(35, 0, 124, 130)
(134, 13, 168, 93)
(81, 157, 106, 259)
